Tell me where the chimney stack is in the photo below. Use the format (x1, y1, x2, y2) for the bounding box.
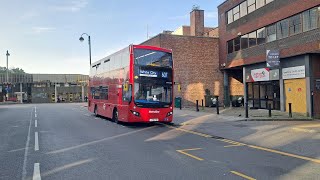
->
(190, 8, 204, 36)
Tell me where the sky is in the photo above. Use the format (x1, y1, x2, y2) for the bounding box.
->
(0, 0, 225, 75)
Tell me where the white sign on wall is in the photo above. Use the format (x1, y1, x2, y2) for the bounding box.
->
(251, 68, 270, 82)
(282, 66, 305, 80)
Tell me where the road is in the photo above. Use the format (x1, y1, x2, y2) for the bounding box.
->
(0, 103, 319, 180)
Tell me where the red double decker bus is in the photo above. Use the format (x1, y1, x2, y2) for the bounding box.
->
(88, 45, 173, 123)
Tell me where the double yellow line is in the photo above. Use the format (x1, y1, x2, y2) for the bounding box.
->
(162, 123, 320, 164)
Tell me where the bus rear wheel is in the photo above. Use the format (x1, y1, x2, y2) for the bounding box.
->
(94, 105, 98, 116)
(112, 109, 119, 124)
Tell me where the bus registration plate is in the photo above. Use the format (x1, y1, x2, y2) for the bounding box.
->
(150, 118, 159, 122)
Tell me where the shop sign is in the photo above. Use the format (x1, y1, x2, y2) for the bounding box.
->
(266, 50, 280, 68)
(251, 68, 270, 82)
(269, 69, 280, 80)
(282, 66, 305, 80)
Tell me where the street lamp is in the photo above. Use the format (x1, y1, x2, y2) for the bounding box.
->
(79, 33, 92, 65)
(6, 50, 10, 83)
(5, 50, 10, 101)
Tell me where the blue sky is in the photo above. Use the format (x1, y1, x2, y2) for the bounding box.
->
(0, 0, 224, 75)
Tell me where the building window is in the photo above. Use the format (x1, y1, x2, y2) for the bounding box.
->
(277, 19, 289, 39)
(248, 0, 256, 13)
(256, 0, 265, 9)
(234, 36, 241, 52)
(289, 14, 302, 35)
(241, 34, 249, 49)
(227, 10, 233, 24)
(266, 0, 273, 4)
(257, 27, 266, 44)
(248, 31, 257, 47)
(240, 1, 248, 18)
(266, 24, 277, 42)
(233, 6, 240, 21)
(303, 8, 318, 32)
(227, 40, 234, 54)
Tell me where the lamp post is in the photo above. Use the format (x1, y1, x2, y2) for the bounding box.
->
(6, 50, 10, 83)
(79, 33, 92, 65)
(5, 50, 10, 101)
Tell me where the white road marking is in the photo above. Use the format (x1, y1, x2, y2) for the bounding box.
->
(84, 114, 90, 117)
(33, 163, 41, 180)
(35, 120, 38, 128)
(35, 114, 37, 118)
(22, 109, 33, 180)
(35, 132, 39, 151)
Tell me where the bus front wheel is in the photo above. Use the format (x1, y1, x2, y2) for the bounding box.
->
(113, 109, 119, 124)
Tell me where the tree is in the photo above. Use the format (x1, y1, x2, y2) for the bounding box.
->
(0, 66, 26, 74)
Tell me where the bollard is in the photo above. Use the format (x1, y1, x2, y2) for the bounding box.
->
(245, 102, 249, 118)
(196, 100, 199, 112)
(179, 98, 182, 110)
(216, 97, 219, 115)
(311, 91, 314, 118)
(289, 103, 292, 118)
(202, 99, 204, 110)
(268, 103, 272, 117)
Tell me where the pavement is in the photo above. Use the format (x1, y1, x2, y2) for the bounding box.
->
(0, 103, 319, 180)
(182, 106, 314, 120)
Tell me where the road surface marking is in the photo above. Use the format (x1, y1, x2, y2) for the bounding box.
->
(35, 120, 38, 128)
(224, 144, 245, 148)
(248, 145, 320, 164)
(291, 127, 316, 133)
(22, 109, 33, 180)
(162, 123, 320, 164)
(41, 159, 93, 177)
(8, 147, 26, 153)
(219, 139, 246, 146)
(84, 114, 90, 117)
(35, 113, 37, 118)
(179, 114, 189, 117)
(35, 132, 39, 151)
(230, 171, 256, 180)
(176, 148, 204, 161)
(47, 126, 156, 154)
(33, 163, 41, 180)
(163, 124, 212, 138)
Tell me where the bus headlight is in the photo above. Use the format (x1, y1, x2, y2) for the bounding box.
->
(130, 110, 140, 117)
(166, 111, 173, 117)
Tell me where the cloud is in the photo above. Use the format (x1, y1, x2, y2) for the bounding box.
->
(53, 0, 88, 12)
(32, 27, 56, 33)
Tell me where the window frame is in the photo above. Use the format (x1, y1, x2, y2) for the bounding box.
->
(289, 14, 302, 35)
(276, 19, 289, 39)
(247, 0, 256, 13)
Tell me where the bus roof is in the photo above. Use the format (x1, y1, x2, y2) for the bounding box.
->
(91, 45, 172, 66)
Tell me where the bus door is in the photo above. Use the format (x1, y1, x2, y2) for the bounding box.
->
(119, 82, 131, 122)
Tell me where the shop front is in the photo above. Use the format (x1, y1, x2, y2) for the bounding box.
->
(246, 68, 280, 110)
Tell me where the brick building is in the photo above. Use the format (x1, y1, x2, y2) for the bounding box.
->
(218, 0, 320, 117)
(141, 9, 223, 107)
